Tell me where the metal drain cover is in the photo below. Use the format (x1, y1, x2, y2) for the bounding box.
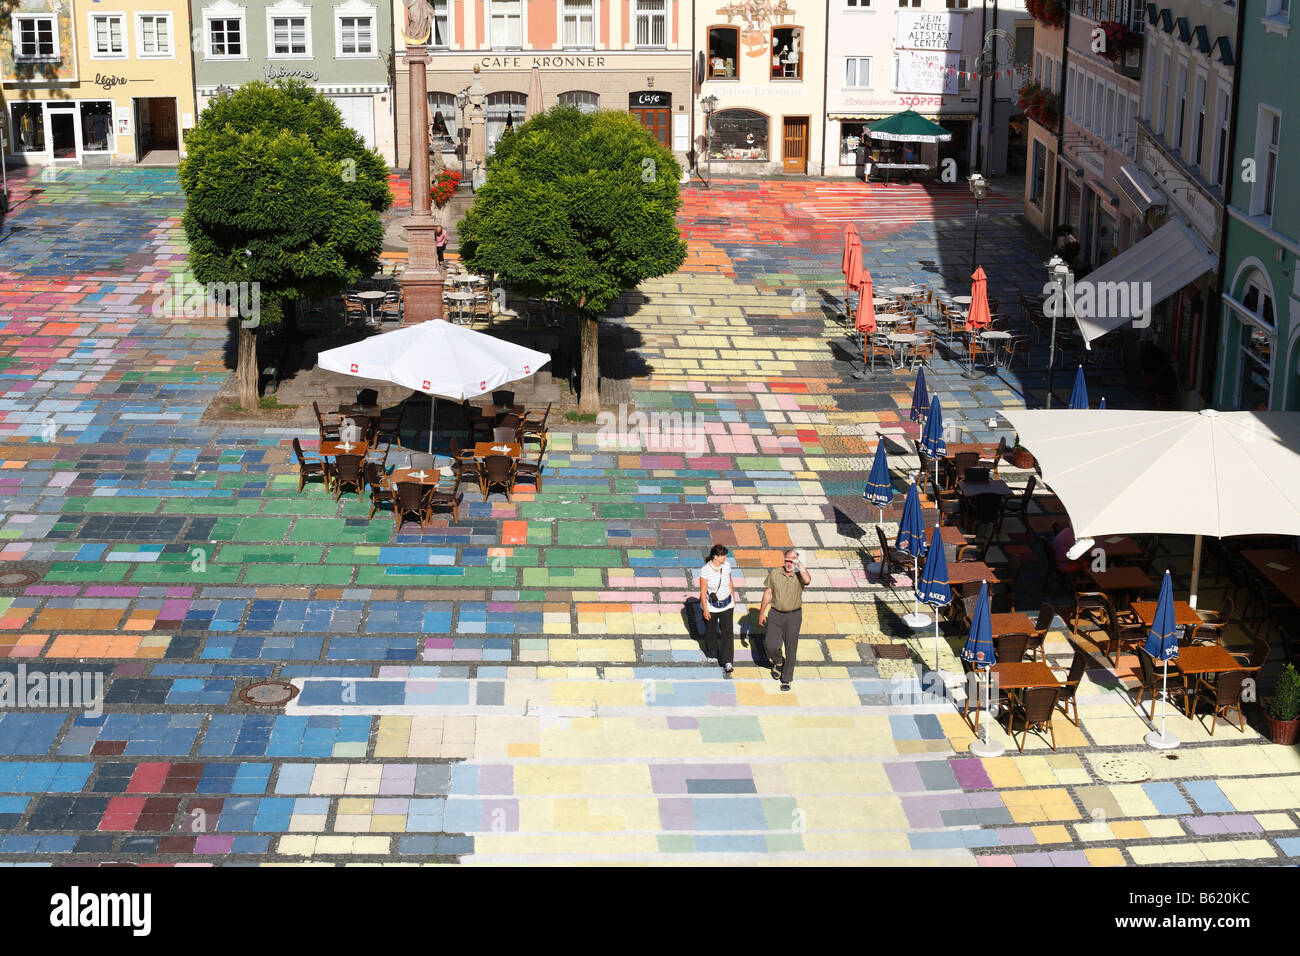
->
(0, 570, 39, 588)
(1094, 756, 1154, 783)
(238, 681, 298, 706)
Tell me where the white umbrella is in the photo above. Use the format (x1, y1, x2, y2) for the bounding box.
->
(525, 66, 543, 120)
(317, 322, 551, 453)
(1001, 408, 1300, 606)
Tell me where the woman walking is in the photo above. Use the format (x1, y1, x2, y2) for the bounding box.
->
(434, 224, 449, 266)
(698, 544, 736, 676)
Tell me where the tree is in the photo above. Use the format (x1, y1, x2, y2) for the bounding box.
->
(178, 80, 391, 410)
(458, 107, 687, 415)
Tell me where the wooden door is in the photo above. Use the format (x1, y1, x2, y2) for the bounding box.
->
(148, 98, 179, 150)
(782, 116, 808, 174)
(631, 107, 670, 149)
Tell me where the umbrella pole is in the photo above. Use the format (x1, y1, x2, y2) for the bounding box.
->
(1189, 535, 1203, 609)
(967, 665, 1004, 757)
(428, 397, 436, 455)
(1145, 659, 1180, 750)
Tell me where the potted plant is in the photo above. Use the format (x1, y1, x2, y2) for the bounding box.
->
(1266, 662, 1300, 745)
(1010, 436, 1035, 469)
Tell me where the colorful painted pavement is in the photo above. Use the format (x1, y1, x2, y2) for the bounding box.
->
(0, 168, 1297, 865)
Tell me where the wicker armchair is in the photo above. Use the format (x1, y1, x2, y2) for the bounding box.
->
(1192, 669, 1247, 735)
(292, 438, 330, 493)
(313, 401, 340, 442)
(364, 462, 392, 519)
(1009, 685, 1060, 752)
(521, 402, 551, 448)
(448, 438, 478, 489)
(513, 437, 547, 492)
(874, 527, 910, 584)
(1056, 642, 1089, 726)
(478, 454, 516, 501)
(333, 454, 366, 502)
(393, 481, 430, 531)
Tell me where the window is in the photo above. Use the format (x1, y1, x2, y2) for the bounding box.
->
(1157, 52, 1170, 134)
(1128, 95, 1138, 157)
(1234, 275, 1276, 410)
(708, 109, 770, 161)
(1116, 94, 1127, 150)
(271, 17, 308, 55)
(845, 57, 871, 87)
(1030, 140, 1047, 208)
(846, 0, 872, 6)
(1067, 67, 1077, 119)
(561, 0, 593, 47)
(432, 0, 449, 46)
(946, 0, 969, 7)
(486, 91, 526, 151)
(208, 18, 243, 57)
(81, 102, 113, 152)
(490, 0, 522, 48)
(1211, 87, 1230, 186)
(557, 90, 599, 113)
(1034, 52, 1041, 82)
(1265, 0, 1290, 19)
(898, 0, 920, 7)
(14, 15, 57, 59)
(11, 103, 46, 152)
(137, 14, 172, 57)
(338, 16, 373, 55)
(771, 26, 803, 79)
(840, 121, 870, 164)
(958, 57, 969, 91)
(1085, 76, 1095, 132)
(1104, 87, 1115, 143)
(428, 92, 465, 150)
(707, 26, 739, 78)
(1045, 57, 1054, 91)
(91, 14, 126, 57)
(1172, 62, 1187, 149)
(634, 0, 665, 47)
(1190, 74, 1206, 167)
(1252, 108, 1280, 218)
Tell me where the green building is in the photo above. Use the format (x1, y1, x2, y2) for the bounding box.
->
(1214, 0, 1299, 410)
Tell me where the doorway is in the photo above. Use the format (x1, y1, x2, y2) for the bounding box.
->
(782, 116, 808, 174)
(631, 107, 670, 149)
(134, 97, 178, 162)
(49, 109, 77, 160)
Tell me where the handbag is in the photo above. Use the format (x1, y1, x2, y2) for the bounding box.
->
(706, 565, 732, 610)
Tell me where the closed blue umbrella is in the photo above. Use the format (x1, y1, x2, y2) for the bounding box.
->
(895, 478, 930, 628)
(961, 581, 1002, 755)
(909, 368, 929, 424)
(1068, 365, 1089, 409)
(919, 395, 946, 486)
(915, 524, 952, 669)
(1099, 396, 1107, 409)
(1144, 570, 1181, 751)
(863, 437, 894, 524)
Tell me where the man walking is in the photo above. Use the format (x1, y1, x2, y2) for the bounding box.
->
(759, 548, 811, 691)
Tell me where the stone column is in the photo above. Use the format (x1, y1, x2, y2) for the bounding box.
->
(400, 44, 445, 323)
(468, 71, 487, 173)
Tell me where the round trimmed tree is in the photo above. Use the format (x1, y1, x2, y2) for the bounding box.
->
(179, 79, 392, 410)
(458, 106, 687, 414)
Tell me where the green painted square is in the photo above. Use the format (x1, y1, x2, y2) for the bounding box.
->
(697, 716, 764, 743)
(597, 504, 646, 519)
(43, 563, 129, 583)
(760, 798, 800, 830)
(243, 565, 353, 585)
(540, 548, 618, 568)
(764, 833, 805, 852)
(656, 835, 696, 853)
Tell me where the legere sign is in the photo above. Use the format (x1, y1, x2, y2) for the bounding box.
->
(630, 91, 670, 108)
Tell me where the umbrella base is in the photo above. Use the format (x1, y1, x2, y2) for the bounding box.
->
(902, 612, 932, 629)
(961, 367, 986, 380)
(968, 737, 1004, 757)
(866, 560, 883, 577)
(1144, 730, 1180, 750)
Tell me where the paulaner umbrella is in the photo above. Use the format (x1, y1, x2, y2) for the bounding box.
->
(962, 581, 1003, 757)
(895, 477, 930, 629)
(1143, 570, 1181, 751)
(915, 524, 952, 669)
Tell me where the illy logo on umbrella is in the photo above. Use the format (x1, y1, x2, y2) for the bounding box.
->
(350, 364, 358, 373)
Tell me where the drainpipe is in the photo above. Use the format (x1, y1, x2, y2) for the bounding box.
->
(1053, 7, 1072, 232)
(822, 0, 830, 176)
(690, 0, 697, 177)
(978, 0, 987, 172)
(989, 0, 998, 176)
(1214, 0, 1247, 405)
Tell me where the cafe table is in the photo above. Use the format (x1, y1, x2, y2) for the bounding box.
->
(320, 439, 370, 458)
(970, 660, 1062, 732)
(1087, 565, 1154, 609)
(1129, 598, 1203, 646)
(1242, 549, 1300, 608)
(958, 479, 1013, 498)
(1090, 534, 1143, 561)
(946, 560, 995, 585)
(1173, 645, 1243, 716)
(990, 611, 1036, 638)
(942, 442, 995, 460)
(354, 289, 386, 322)
(887, 332, 919, 368)
(477, 403, 525, 421)
(952, 295, 973, 306)
(390, 466, 446, 487)
(473, 441, 522, 460)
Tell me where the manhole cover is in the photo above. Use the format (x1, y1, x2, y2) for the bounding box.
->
(1094, 756, 1154, 783)
(238, 681, 298, 706)
(0, 570, 39, 588)
(872, 644, 912, 660)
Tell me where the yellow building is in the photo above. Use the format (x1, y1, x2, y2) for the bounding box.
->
(2, 0, 196, 164)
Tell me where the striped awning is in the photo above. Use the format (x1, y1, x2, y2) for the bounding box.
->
(197, 84, 388, 95)
(831, 112, 977, 122)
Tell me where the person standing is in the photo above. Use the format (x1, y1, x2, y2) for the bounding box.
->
(759, 548, 810, 691)
(434, 224, 449, 266)
(698, 544, 736, 676)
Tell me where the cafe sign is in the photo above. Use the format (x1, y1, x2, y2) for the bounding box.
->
(630, 90, 669, 107)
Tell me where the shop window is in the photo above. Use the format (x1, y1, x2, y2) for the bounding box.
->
(557, 90, 599, 113)
(11, 104, 46, 152)
(81, 102, 113, 152)
(771, 26, 803, 79)
(839, 122, 869, 165)
(429, 93, 465, 152)
(708, 27, 739, 79)
(1030, 140, 1046, 208)
(709, 109, 769, 161)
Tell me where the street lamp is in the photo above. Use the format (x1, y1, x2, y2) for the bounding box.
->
(1046, 255, 1073, 409)
(455, 88, 469, 181)
(700, 93, 718, 190)
(969, 173, 987, 272)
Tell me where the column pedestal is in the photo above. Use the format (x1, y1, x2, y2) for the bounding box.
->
(401, 41, 445, 323)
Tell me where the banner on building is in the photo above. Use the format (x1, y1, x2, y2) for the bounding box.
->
(896, 11, 963, 51)
(896, 50, 960, 95)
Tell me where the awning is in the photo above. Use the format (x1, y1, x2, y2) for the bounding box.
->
(1067, 218, 1217, 343)
(829, 114, 890, 122)
(1115, 163, 1166, 215)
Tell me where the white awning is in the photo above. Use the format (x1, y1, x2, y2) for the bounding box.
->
(1068, 218, 1217, 343)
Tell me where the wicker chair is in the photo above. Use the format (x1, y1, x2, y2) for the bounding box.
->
(874, 527, 910, 584)
(491, 390, 515, 407)
(1056, 642, 1089, 726)
(1102, 594, 1148, 666)
(426, 488, 462, 524)
(478, 454, 516, 501)
(999, 475, 1037, 533)
(364, 462, 392, 519)
(985, 436, 1008, 479)
(492, 425, 519, 445)
(313, 401, 340, 442)
(513, 436, 547, 492)
(1069, 576, 1112, 638)
(1187, 593, 1235, 646)
(356, 389, 379, 407)
(868, 331, 895, 371)
(333, 454, 366, 502)
(1232, 635, 1270, 672)
(466, 405, 493, 443)
(1027, 601, 1055, 662)
(393, 481, 430, 531)
(993, 632, 1031, 664)
(1192, 669, 1247, 735)
(292, 438, 330, 493)
(448, 438, 478, 489)
(521, 402, 551, 448)
(409, 452, 437, 472)
(1009, 685, 1061, 752)
(374, 404, 405, 449)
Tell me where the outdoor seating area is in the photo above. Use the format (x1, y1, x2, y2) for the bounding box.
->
(300, 390, 552, 531)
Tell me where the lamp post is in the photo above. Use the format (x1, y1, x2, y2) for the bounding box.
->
(455, 88, 469, 182)
(700, 93, 718, 190)
(1046, 255, 1072, 409)
(969, 172, 987, 272)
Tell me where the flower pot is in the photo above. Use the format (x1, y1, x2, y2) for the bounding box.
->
(1011, 448, 1035, 469)
(1266, 715, 1299, 745)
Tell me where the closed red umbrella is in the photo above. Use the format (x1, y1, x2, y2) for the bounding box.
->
(842, 224, 860, 276)
(855, 269, 876, 335)
(965, 265, 992, 332)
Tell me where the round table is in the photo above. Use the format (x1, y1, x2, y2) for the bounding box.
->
(980, 329, 1012, 368)
(872, 297, 894, 307)
(355, 289, 386, 323)
(890, 285, 921, 296)
(952, 295, 973, 305)
(447, 273, 486, 287)
(874, 314, 902, 327)
(888, 332, 919, 369)
(445, 291, 475, 324)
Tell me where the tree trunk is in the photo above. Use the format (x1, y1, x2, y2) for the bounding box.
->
(578, 313, 600, 416)
(237, 325, 259, 411)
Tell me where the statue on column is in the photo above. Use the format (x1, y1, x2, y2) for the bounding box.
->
(402, 0, 434, 44)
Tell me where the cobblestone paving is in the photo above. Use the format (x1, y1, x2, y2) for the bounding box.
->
(0, 168, 1297, 865)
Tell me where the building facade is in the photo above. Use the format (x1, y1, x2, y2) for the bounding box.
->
(1213, 0, 1299, 411)
(2, 0, 196, 164)
(392, 0, 694, 172)
(190, 0, 397, 163)
(696, 0, 825, 175)
(1022, 9, 1063, 233)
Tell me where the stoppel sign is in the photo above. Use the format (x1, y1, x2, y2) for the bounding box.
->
(630, 91, 670, 107)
